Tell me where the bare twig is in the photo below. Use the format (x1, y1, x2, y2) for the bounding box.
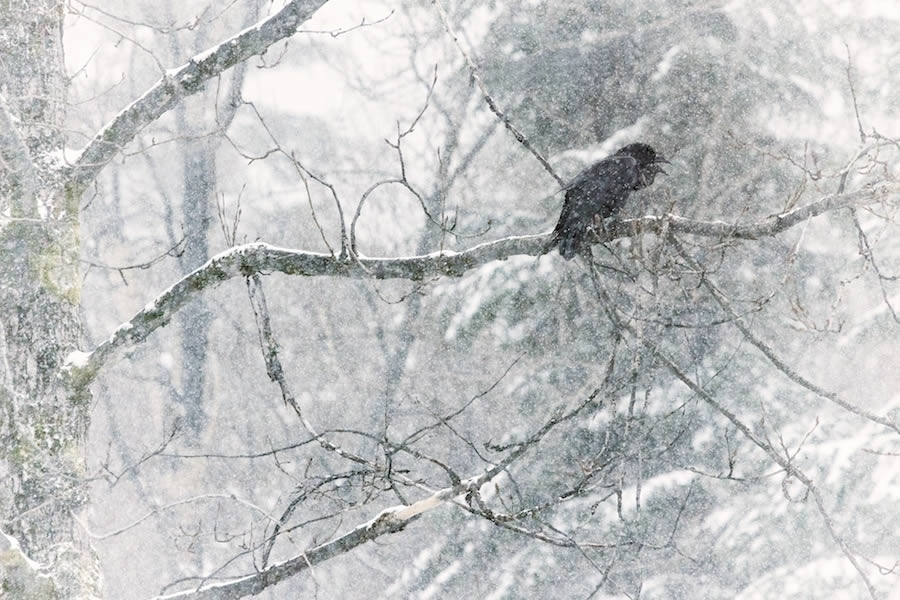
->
(402, 353, 525, 447)
(74, 493, 280, 541)
(849, 208, 900, 325)
(289, 153, 347, 258)
(72, 0, 242, 35)
(81, 235, 187, 285)
(299, 10, 394, 37)
(67, 4, 167, 73)
(350, 66, 439, 255)
(349, 178, 404, 254)
(671, 235, 900, 435)
(844, 42, 867, 144)
(216, 187, 244, 248)
(216, 92, 345, 257)
(95, 419, 181, 486)
(588, 266, 880, 599)
(431, 0, 565, 187)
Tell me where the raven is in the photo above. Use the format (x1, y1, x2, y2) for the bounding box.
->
(547, 143, 668, 260)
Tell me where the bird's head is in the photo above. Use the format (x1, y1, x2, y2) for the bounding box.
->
(616, 142, 670, 189)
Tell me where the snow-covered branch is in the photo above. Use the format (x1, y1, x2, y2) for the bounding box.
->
(153, 503, 417, 600)
(617, 183, 899, 240)
(60, 233, 543, 391)
(150, 364, 598, 599)
(61, 183, 898, 393)
(152, 475, 485, 600)
(63, 0, 330, 192)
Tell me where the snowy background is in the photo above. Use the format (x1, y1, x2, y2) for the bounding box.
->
(58, 0, 900, 597)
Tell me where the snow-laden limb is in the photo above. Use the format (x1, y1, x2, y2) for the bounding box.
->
(63, 0, 330, 192)
(60, 183, 900, 393)
(150, 367, 584, 599)
(151, 503, 414, 599)
(0, 92, 37, 217)
(152, 477, 484, 599)
(61, 235, 546, 390)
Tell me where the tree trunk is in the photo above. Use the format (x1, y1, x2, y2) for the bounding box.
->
(0, 1, 100, 597)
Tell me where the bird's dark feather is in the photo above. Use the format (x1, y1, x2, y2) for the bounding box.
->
(547, 143, 665, 260)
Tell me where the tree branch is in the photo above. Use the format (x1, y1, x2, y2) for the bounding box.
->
(61, 184, 899, 393)
(670, 236, 900, 435)
(60, 234, 543, 392)
(151, 380, 604, 599)
(152, 502, 417, 600)
(588, 268, 880, 600)
(63, 0, 330, 193)
(151, 477, 487, 600)
(431, 0, 565, 188)
(615, 183, 899, 240)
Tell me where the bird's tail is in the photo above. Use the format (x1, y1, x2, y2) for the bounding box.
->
(557, 234, 580, 260)
(545, 223, 585, 261)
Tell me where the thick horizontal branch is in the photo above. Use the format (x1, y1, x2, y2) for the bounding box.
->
(60, 235, 544, 390)
(63, 0, 329, 192)
(61, 184, 898, 392)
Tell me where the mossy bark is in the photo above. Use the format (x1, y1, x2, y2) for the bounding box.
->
(0, 1, 100, 597)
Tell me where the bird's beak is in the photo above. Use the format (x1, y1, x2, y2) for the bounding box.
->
(655, 155, 670, 175)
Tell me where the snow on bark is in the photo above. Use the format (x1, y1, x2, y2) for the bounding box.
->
(62, 183, 900, 396)
(63, 0, 330, 193)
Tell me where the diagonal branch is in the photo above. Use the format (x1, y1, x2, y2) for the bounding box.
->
(152, 502, 416, 600)
(0, 92, 38, 217)
(147, 476, 481, 599)
(151, 383, 603, 600)
(63, 0, 330, 193)
(431, 0, 565, 188)
(246, 273, 373, 467)
(670, 236, 900, 435)
(587, 269, 880, 600)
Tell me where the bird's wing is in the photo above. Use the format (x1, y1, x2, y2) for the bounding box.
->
(549, 151, 655, 258)
(551, 155, 641, 241)
(561, 155, 639, 218)
(565, 155, 640, 195)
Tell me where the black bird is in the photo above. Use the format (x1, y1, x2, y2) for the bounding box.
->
(547, 142, 669, 260)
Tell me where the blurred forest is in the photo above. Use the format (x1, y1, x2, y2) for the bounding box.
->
(3, 0, 900, 598)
